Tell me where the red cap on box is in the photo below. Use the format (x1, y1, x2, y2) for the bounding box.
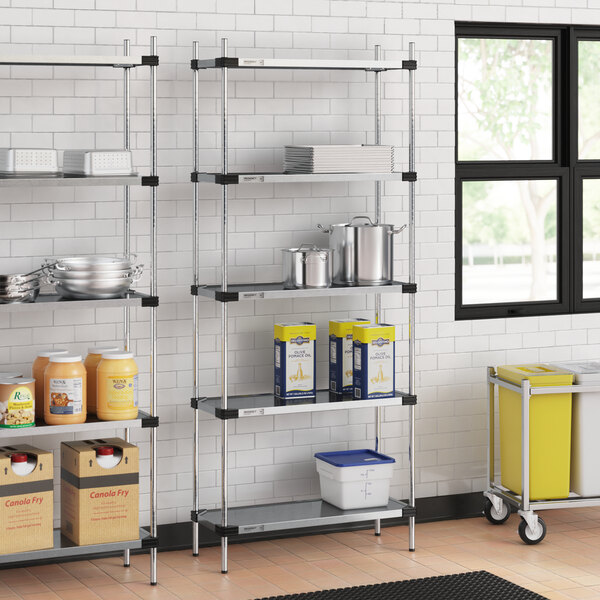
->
(96, 446, 114, 456)
(11, 453, 27, 463)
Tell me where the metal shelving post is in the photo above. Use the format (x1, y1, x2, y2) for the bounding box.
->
(190, 40, 418, 572)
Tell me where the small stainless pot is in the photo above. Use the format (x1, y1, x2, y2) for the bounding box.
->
(282, 244, 333, 289)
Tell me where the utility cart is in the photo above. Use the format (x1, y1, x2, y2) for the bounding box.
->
(485, 366, 600, 545)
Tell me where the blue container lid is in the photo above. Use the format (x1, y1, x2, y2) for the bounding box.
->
(314, 449, 395, 467)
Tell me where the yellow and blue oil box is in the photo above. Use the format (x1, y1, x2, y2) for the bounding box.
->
(353, 323, 395, 399)
(329, 319, 369, 394)
(274, 322, 316, 399)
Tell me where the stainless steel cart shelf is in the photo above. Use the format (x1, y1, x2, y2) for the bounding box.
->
(0, 54, 148, 68)
(194, 390, 415, 419)
(193, 171, 410, 185)
(0, 528, 157, 566)
(194, 499, 414, 536)
(0, 410, 158, 439)
(0, 292, 156, 313)
(191, 41, 417, 572)
(0, 174, 140, 188)
(192, 57, 413, 71)
(193, 281, 414, 301)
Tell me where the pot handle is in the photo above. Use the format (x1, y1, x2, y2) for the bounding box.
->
(297, 243, 320, 252)
(389, 224, 407, 235)
(349, 215, 374, 226)
(130, 264, 144, 282)
(316, 224, 331, 234)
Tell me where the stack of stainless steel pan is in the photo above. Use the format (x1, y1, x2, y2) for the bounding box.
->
(0, 269, 42, 304)
(45, 256, 143, 300)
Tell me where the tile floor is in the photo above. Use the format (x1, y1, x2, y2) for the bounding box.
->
(3, 508, 600, 599)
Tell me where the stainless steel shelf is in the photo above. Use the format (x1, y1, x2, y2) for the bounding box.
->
(0, 54, 144, 67)
(196, 499, 411, 535)
(195, 390, 412, 418)
(0, 528, 156, 565)
(0, 410, 158, 440)
(193, 171, 407, 185)
(193, 57, 410, 71)
(0, 292, 154, 313)
(193, 281, 411, 301)
(0, 173, 140, 188)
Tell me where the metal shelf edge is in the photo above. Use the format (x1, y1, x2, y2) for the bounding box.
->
(0, 174, 141, 188)
(0, 292, 153, 313)
(0, 54, 144, 67)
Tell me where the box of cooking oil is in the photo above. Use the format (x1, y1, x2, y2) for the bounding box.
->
(353, 323, 395, 399)
(329, 319, 369, 394)
(274, 322, 316, 399)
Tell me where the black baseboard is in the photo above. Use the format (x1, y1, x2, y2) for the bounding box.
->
(1, 491, 484, 568)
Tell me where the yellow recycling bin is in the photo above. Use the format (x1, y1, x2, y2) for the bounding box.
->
(497, 364, 573, 500)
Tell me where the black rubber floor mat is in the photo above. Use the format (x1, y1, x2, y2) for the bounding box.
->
(255, 570, 547, 600)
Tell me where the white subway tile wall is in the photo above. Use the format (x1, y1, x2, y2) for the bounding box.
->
(0, 0, 595, 528)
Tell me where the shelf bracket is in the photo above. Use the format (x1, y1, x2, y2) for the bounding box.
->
(214, 523, 240, 536)
(141, 295, 160, 307)
(141, 175, 159, 187)
(402, 59, 417, 70)
(402, 171, 417, 182)
(141, 414, 160, 428)
(191, 509, 208, 522)
(402, 283, 417, 294)
(141, 535, 160, 548)
(215, 290, 239, 302)
(398, 392, 417, 406)
(142, 55, 160, 66)
(403, 505, 417, 517)
(190, 397, 207, 409)
(215, 407, 240, 420)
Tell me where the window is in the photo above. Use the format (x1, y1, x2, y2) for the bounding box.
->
(456, 23, 600, 319)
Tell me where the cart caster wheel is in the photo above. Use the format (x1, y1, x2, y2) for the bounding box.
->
(483, 498, 510, 525)
(518, 516, 546, 545)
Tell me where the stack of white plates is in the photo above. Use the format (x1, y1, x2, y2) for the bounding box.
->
(284, 145, 396, 174)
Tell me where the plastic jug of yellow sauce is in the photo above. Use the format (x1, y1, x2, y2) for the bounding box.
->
(32, 349, 69, 418)
(97, 352, 138, 421)
(44, 355, 86, 425)
(84, 346, 119, 414)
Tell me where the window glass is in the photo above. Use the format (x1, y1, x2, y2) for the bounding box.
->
(583, 179, 600, 298)
(579, 42, 600, 159)
(457, 38, 553, 161)
(462, 179, 558, 304)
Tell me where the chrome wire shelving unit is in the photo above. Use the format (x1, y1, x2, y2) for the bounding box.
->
(484, 367, 600, 545)
(190, 39, 418, 573)
(0, 38, 160, 585)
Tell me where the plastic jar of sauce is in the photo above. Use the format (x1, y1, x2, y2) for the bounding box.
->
(97, 352, 138, 421)
(84, 346, 119, 414)
(32, 349, 69, 418)
(44, 355, 86, 425)
(0, 378, 35, 429)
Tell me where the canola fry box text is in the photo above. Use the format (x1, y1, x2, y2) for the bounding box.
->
(274, 322, 316, 399)
(329, 319, 369, 394)
(61, 437, 139, 546)
(353, 324, 395, 399)
(0, 444, 53, 555)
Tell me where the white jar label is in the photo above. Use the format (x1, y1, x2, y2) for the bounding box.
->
(49, 378, 83, 415)
(106, 374, 138, 411)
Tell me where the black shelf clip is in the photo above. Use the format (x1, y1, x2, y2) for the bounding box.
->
(215, 290, 240, 303)
(190, 397, 207, 409)
(402, 283, 417, 294)
(398, 392, 417, 406)
(141, 55, 159, 66)
(215, 407, 240, 420)
(214, 523, 240, 536)
(403, 505, 417, 517)
(141, 414, 160, 428)
(402, 171, 417, 182)
(141, 175, 159, 187)
(191, 509, 208, 522)
(141, 295, 160, 307)
(141, 535, 159, 548)
(402, 59, 417, 71)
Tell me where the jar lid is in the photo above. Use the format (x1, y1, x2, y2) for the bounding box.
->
(0, 372, 22, 379)
(0, 377, 34, 385)
(11, 453, 27, 463)
(88, 346, 119, 355)
(101, 351, 134, 360)
(96, 446, 114, 456)
(36, 349, 69, 358)
(49, 354, 82, 363)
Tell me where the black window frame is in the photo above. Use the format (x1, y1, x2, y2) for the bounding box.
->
(455, 22, 600, 320)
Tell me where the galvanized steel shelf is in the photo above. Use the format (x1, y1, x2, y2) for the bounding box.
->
(192, 171, 413, 185)
(0, 410, 158, 439)
(0, 38, 159, 585)
(191, 57, 414, 71)
(193, 499, 414, 536)
(0, 174, 140, 188)
(193, 390, 415, 419)
(0, 529, 157, 566)
(192, 281, 414, 301)
(0, 292, 157, 313)
(190, 40, 418, 572)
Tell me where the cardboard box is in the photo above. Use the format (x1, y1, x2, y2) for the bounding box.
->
(0, 444, 53, 555)
(274, 322, 316, 399)
(329, 319, 369, 394)
(61, 437, 139, 546)
(353, 323, 396, 399)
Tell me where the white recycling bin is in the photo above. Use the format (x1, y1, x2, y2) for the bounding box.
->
(552, 361, 600, 496)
